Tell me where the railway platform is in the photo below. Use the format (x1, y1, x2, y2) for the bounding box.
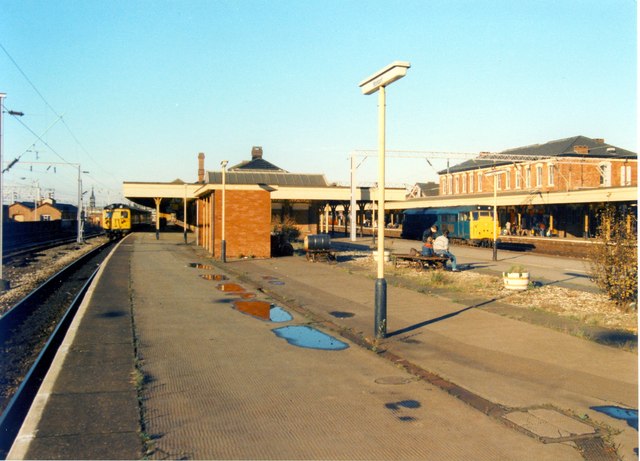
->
(7, 232, 637, 460)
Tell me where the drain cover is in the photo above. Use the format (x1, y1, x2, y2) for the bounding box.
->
(504, 408, 596, 440)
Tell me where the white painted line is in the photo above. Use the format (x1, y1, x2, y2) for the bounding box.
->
(7, 237, 128, 460)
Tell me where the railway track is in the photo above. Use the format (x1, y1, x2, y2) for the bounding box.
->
(0, 240, 115, 457)
(3, 231, 103, 263)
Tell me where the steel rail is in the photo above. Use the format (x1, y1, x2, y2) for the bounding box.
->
(0, 242, 111, 458)
(3, 231, 103, 262)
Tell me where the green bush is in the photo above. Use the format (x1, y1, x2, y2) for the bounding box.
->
(588, 205, 637, 310)
(272, 216, 301, 241)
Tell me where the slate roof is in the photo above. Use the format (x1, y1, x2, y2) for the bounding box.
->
(210, 151, 328, 187)
(207, 171, 329, 187)
(229, 157, 286, 172)
(440, 136, 637, 174)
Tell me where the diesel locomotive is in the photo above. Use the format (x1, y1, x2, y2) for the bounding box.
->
(401, 206, 496, 245)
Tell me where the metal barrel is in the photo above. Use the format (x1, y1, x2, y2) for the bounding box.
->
(304, 234, 331, 251)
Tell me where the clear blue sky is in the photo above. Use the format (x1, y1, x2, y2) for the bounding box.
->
(1, 0, 636, 205)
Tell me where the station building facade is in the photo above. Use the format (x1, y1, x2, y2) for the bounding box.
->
(124, 147, 405, 259)
(395, 136, 637, 238)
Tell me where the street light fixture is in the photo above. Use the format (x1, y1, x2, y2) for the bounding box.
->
(359, 61, 410, 339)
(0, 93, 24, 291)
(220, 160, 228, 263)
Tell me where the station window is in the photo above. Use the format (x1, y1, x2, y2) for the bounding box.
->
(548, 164, 555, 186)
(477, 172, 483, 192)
(599, 162, 611, 187)
(462, 174, 467, 193)
(620, 165, 631, 186)
(505, 170, 511, 190)
(515, 168, 522, 189)
(525, 166, 531, 188)
(455, 176, 459, 194)
(447, 175, 453, 195)
(469, 173, 474, 193)
(41, 215, 51, 221)
(536, 164, 543, 188)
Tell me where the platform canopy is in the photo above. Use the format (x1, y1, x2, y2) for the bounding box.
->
(123, 179, 408, 208)
(122, 180, 202, 209)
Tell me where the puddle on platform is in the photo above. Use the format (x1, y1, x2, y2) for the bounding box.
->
(271, 325, 349, 350)
(189, 263, 216, 270)
(217, 283, 245, 293)
(269, 306, 293, 322)
(262, 276, 285, 285)
(329, 311, 355, 318)
(233, 301, 293, 322)
(385, 400, 421, 411)
(591, 406, 638, 430)
(200, 274, 228, 281)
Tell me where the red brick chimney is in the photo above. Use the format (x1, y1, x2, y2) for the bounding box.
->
(573, 145, 589, 154)
(251, 146, 263, 160)
(198, 152, 205, 182)
(594, 138, 605, 144)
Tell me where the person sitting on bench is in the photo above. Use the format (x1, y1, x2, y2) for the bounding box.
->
(421, 225, 438, 256)
(433, 230, 459, 272)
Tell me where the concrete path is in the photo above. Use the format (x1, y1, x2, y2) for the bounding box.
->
(8, 232, 636, 460)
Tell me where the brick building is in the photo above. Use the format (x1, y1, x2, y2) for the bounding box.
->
(439, 136, 636, 196)
(7, 198, 78, 222)
(195, 147, 330, 259)
(394, 135, 637, 237)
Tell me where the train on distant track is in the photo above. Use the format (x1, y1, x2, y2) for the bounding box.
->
(401, 205, 496, 245)
(101, 203, 152, 239)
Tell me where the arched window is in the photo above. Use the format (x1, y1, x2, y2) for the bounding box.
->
(599, 162, 611, 187)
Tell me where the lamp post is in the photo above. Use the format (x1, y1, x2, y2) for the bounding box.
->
(0, 94, 24, 290)
(0, 93, 6, 290)
(220, 160, 228, 263)
(77, 166, 89, 243)
(359, 61, 410, 339)
(485, 169, 507, 261)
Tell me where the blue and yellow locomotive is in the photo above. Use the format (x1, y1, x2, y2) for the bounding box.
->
(401, 206, 495, 245)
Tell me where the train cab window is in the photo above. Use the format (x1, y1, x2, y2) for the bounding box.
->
(121, 211, 129, 218)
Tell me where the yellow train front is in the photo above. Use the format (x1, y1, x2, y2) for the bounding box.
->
(102, 204, 151, 239)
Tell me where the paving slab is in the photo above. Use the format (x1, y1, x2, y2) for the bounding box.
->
(9, 232, 635, 460)
(129, 233, 581, 460)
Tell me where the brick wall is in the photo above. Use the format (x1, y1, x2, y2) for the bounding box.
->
(440, 159, 637, 196)
(213, 189, 271, 258)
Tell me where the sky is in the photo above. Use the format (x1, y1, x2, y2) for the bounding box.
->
(1, 0, 637, 206)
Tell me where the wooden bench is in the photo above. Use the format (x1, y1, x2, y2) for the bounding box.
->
(305, 249, 338, 263)
(392, 253, 448, 271)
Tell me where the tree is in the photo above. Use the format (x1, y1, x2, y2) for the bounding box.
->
(588, 205, 638, 310)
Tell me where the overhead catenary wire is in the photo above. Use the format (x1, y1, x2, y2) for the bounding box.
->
(0, 42, 122, 186)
